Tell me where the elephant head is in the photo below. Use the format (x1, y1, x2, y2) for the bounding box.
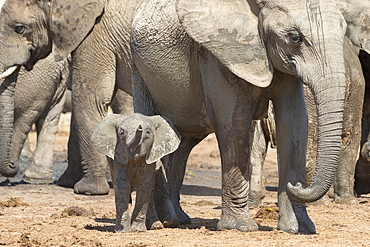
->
(91, 113, 181, 165)
(175, 0, 347, 203)
(0, 0, 105, 76)
(0, 0, 103, 177)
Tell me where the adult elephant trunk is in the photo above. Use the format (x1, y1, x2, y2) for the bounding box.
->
(287, 2, 347, 203)
(0, 76, 17, 177)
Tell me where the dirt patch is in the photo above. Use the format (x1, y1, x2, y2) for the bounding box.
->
(254, 205, 279, 221)
(1, 113, 370, 246)
(0, 197, 28, 208)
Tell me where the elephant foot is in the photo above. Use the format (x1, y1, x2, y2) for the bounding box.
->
(23, 163, 53, 183)
(57, 166, 83, 188)
(217, 213, 258, 232)
(115, 223, 131, 233)
(174, 205, 191, 225)
(146, 204, 165, 230)
(155, 199, 179, 228)
(73, 175, 110, 195)
(131, 221, 147, 232)
(334, 195, 359, 205)
(278, 207, 316, 234)
(148, 220, 164, 230)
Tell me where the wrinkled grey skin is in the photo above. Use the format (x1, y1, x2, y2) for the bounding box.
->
(356, 48, 370, 195)
(0, 0, 144, 195)
(131, 0, 347, 233)
(13, 55, 70, 181)
(249, 37, 365, 207)
(0, 0, 70, 179)
(91, 113, 181, 232)
(337, 0, 370, 195)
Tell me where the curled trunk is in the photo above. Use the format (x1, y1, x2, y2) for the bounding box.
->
(287, 1, 347, 202)
(288, 72, 346, 202)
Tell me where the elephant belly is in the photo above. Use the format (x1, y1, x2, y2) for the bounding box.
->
(136, 53, 213, 136)
(132, 0, 213, 136)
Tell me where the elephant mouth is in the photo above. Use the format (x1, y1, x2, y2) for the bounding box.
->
(128, 145, 142, 159)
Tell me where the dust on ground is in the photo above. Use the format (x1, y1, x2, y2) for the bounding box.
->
(1, 113, 370, 246)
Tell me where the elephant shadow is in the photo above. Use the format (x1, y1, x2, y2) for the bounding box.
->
(181, 184, 221, 196)
(85, 218, 115, 232)
(179, 217, 273, 231)
(89, 217, 273, 232)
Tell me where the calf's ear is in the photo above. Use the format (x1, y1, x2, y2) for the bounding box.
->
(91, 114, 129, 165)
(146, 116, 181, 164)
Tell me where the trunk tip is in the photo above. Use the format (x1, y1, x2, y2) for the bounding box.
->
(287, 182, 321, 203)
(0, 161, 20, 178)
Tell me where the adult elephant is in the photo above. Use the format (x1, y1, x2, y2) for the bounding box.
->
(337, 0, 370, 195)
(130, 0, 347, 233)
(249, 36, 365, 207)
(0, 0, 70, 180)
(0, 0, 143, 194)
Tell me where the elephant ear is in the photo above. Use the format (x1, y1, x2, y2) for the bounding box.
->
(338, 1, 370, 54)
(91, 114, 129, 165)
(176, 0, 273, 87)
(50, 0, 105, 61)
(146, 116, 181, 164)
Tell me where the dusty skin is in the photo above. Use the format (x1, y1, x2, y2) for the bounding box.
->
(1, 113, 370, 246)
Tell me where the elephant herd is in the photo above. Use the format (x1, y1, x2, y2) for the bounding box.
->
(0, 0, 370, 234)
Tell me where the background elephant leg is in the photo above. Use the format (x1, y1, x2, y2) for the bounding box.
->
(165, 137, 204, 225)
(21, 136, 34, 158)
(131, 163, 156, 232)
(355, 118, 370, 195)
(58, 42, 116, 195)
(333, 84, 363, 204)
(24, 90, 67, 181)
(248, 120, 268, 208)
(272, 72, 315, 234)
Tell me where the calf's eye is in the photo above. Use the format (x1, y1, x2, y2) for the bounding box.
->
(14, 25, 26, 34)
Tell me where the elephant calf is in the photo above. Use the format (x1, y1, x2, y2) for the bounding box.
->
(91, 113, 180, 232)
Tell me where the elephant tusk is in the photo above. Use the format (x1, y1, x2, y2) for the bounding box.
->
(0, 66, 18, 80)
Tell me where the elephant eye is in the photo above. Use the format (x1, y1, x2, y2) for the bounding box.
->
(14, 24, 26, 34)
(288, 31, 303, 45)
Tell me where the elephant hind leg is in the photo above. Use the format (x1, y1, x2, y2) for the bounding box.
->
(162, 136, 205, 225)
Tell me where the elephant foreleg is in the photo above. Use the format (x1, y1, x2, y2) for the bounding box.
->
(272, 72, 315, 234)
(131, 163, 157, 232)
(58, 40, 116, 195)
(110, 160, 131, 233)
(199, 53, 258, 232)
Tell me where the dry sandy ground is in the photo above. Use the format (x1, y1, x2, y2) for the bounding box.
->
(1, 113, 370, 246)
